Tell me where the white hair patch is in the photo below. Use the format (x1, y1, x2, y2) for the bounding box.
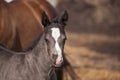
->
(51, 28, 62, 58)
(4, 0, 13, 3)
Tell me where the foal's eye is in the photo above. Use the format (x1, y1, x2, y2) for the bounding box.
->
(63, 37, 67, 41)
(61, 35, 67, 41)
(45, 39, 49, 44)
(64, 37, 67, 40)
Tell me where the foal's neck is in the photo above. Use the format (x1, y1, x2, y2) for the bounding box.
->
(31, 32, 46, 53)
(30, 32, 53, 69)
(28, 33, 55, 79)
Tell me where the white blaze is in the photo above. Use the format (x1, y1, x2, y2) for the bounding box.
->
(47, 0, 59, 7)
(4, 0, 13, 3)
(51, 28, 62, 58)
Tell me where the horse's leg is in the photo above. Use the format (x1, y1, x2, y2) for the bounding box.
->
(56, 68, 63, 80)
(64, 56, 80, 80)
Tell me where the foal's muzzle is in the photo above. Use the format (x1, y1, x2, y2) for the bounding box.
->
(52, 54, 63, 67)
(55, 57, 63, 67)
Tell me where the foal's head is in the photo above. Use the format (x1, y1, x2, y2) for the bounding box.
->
(42, 11, 68, 67)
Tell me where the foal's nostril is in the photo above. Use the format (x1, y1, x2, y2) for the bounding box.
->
(60, 58, 63, 62)
(59, 59, 62, 62)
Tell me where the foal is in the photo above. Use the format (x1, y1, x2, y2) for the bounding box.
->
(0, 11, 68, 80)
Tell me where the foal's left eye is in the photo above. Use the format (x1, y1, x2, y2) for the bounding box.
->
(63, 37, 67, 41)
(61, 35, 67, 41)
(45, 39, 49, 44)
(64, 37, 67, 40)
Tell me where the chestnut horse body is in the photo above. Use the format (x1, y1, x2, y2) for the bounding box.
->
(0, 0, 57, 51)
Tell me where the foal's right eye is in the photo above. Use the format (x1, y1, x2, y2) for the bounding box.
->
(45, 39, 49, 44)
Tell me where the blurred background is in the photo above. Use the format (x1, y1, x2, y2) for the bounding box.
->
(47, 0, 120, 80)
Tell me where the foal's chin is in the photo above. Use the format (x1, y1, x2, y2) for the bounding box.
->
(55, 63, 63, 67)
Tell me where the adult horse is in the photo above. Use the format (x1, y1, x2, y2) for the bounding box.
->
(0, 0, 57, 51)
(0, 11, 68, 80)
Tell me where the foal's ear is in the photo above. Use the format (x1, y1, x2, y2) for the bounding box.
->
(60, 10, 68, 25)
(42, 11, 50, 27)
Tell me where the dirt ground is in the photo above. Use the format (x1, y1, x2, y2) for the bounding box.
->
(56, 1, 120, 80)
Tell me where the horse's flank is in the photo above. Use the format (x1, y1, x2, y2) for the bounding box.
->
(0, 0, 57, 51)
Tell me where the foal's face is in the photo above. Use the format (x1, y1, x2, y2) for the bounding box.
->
(42, 11, 68, 67)
(45, 24, 66, 67)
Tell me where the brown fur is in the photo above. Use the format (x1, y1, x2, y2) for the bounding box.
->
(0, 0, 57, 51)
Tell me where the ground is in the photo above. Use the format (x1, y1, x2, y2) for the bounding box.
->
(56, 1, 120, 80)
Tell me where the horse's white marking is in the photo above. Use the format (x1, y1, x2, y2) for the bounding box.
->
(4, 0, 13, 3)
(51, 28, 62, 58)
(47, 0, 59, 7)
